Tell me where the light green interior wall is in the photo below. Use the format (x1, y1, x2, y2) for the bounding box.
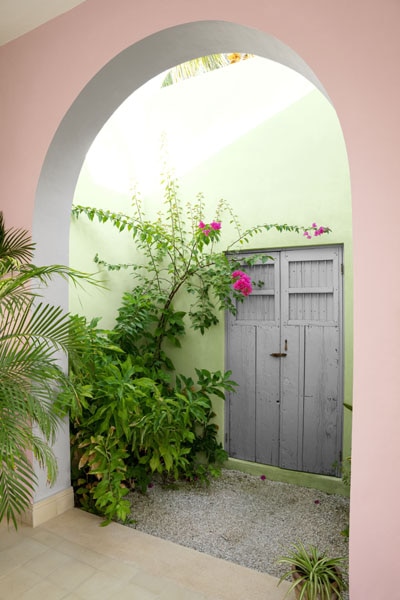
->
(70, 59, 352, 492)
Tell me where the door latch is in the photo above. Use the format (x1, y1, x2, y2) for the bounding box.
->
(270, 352, 287, 357)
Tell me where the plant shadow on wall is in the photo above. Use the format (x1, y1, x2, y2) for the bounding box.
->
(58, 168, 330, 525)
(0, 213, 98, 528)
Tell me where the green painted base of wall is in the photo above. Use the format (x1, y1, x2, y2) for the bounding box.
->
(225, 458, 349, 497)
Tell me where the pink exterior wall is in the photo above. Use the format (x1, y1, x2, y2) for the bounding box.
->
(1, 1, 399, 597)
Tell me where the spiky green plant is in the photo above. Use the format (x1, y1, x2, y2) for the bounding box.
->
(0, 212, 97, 528)
(277, 542, 347, 600)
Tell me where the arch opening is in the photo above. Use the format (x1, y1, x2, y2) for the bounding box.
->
(32, 19, 350, 513)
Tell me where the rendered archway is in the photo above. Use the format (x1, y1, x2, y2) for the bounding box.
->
(33, 21, 337, 503)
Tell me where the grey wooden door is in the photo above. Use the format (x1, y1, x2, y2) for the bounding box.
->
(226, 246, 343, 476)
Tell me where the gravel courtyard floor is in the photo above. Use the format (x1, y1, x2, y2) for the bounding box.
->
(126, 469, 350, 584)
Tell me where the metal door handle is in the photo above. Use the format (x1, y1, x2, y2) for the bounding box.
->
(270, 352, 287, 357)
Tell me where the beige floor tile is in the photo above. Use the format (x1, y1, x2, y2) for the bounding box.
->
(46, 557, 97, 591)
(98, 557, 139, 581)
(55, 539, 108, 569)
(0, 566, 42, 600)
(24, 547, 73, 577)
(1, 537, 47, 566)
(108, 581, 159, 600)
(0, 548, 21, 579)
(19, 579, 69, 600)
(27, 529, 65, 548)
(130, 570, 173, 594)
(158, 583, 210, 600)
(0, 527, 22, 552)
(73, 571, 127, 600)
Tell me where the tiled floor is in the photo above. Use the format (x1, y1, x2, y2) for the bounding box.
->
(0, 508, 292, 599)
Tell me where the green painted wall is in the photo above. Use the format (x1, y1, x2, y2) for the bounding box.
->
(70, 59, 352, 493)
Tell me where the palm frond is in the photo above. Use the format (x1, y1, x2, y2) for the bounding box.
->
(161, 53, 254, 87)
(0, 300, 88, 357)
(0, 212, 35, 272)
(0, 454, 36, 529)
(0, 263, 101, 305)
(161, 54, 230, 87)
(0, 385, 61, 443)
(0, 432, 57, 528)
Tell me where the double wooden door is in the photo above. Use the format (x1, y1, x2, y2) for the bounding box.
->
(226, 246, 343, 476)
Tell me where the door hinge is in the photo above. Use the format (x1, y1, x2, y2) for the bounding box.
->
(341, 263, 344, 275)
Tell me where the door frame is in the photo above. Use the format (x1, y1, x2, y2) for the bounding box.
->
(224, 244, 345, 477)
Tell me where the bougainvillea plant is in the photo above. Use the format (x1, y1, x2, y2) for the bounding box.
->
(72, 170, 330, 344)
(64, 170, 330, 523)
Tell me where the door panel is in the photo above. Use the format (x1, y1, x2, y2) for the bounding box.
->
(227, 252, 280, 463)
(226, 246, 343, 476)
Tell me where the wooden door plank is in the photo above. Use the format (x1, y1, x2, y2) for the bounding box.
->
(279, 326, 304, 470)
(227, 324, 256, 461)
(302, 325, 341, 475)
(255, 325, 281, 465)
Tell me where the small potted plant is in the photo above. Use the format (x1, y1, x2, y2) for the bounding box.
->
(277, 542, 347, 599)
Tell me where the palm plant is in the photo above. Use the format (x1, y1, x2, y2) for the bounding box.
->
(0, 213, 96, 528)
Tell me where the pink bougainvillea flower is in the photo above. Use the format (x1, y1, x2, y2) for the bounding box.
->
(314, 226, 326, 236)
(303, 223, 330, 239)
(233, 278, 252, 296)
(243, 286, 252, 296)
(203, 228, 211, 236)
(198, 221, 205, 229)
(232, 270, 252, 296)
(210, 221, 221, 230)
(233, 279, 244, 290)
(232, 270, 250, 281)
(233, 273, 251, 292)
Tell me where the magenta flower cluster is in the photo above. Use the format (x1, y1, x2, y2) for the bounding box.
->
(303, 222, 329, 240)
(198, 220, 221, 236)
(232, 270, 252, 296)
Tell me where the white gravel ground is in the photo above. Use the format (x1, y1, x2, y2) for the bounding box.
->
(126, 468, 350, 589)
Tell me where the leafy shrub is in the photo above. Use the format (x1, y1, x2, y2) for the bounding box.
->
(58, 316, 235, 523)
